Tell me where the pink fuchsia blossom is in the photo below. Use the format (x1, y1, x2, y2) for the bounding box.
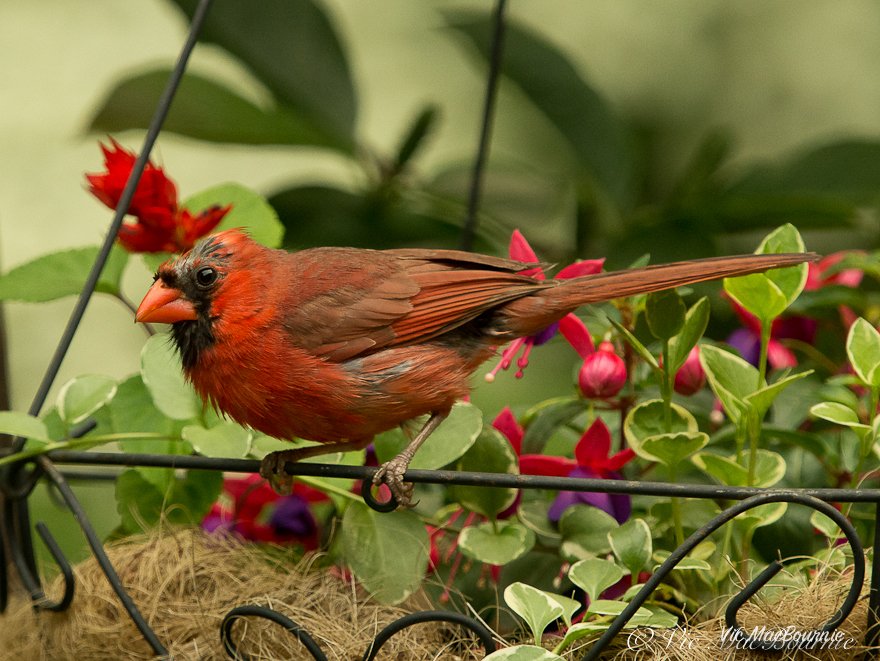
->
(673, 346, 706, 396)
(485, 230, 602, 382)
(493, 410, 634, 523)
(86, 139, 230, 253)
(578, 341, 627, 399)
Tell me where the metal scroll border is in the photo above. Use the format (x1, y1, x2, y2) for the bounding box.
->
(0, 0, 879, 659)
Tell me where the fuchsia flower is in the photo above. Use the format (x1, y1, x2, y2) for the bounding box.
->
(86, 139, 230, 253)
(203, 474, 327, 548)
(485, 230, 602, 381)
(578, 341, 627, 399)
(493, 410, 634, 523)
(673, 346, 706, 396)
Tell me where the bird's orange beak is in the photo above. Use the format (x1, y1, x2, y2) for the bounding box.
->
(135, 281, 197, 324)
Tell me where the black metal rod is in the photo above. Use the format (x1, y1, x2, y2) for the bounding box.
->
(581, 492, 866, 660)
(867, 503, 880, 649)
(37, 458, 169, 654)
(459, 0, 508, 251)
(33, 522, 75, 612)
(45, 451, 880, 503)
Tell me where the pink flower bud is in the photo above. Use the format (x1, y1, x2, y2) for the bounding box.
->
(673, 346, 705, 396)
(578, 341, 626, 399)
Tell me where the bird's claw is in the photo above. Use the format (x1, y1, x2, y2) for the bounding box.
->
(259, 451, 295, 495)
(373, 458, 416, 509)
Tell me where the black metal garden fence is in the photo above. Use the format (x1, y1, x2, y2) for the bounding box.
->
(1, 1, 879, 659)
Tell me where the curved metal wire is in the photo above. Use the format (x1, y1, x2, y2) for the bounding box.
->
(220, 604, 497, 660)
(362, 610, 497, 660)
(579, 492, 866, 660)
(221, 605, 328, 661)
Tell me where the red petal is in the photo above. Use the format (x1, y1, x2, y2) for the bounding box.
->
(603, 448, 635, 471)
(509, 229, 539, 263)
(767, 339, 797, 369)
(117, 223, 173, 253)
(559, 313, 595, 358)
(492, 407, 524, 454)
(575, 418, 611, 468)
(519, 454, 576, 477)
(557, 258, 605, 279)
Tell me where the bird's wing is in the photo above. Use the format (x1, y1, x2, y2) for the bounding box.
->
(283, 248, 547, 361)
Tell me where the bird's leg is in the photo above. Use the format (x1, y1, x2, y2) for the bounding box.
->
(373, 411, 447, 508)
(260, 438, 372, 494)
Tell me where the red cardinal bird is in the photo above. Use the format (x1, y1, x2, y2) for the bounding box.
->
(136, 229, 816, 506)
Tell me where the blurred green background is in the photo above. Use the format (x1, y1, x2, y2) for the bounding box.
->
(3, 0, 880, 559)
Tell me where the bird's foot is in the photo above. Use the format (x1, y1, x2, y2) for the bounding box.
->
(259, 450, 302, 495)
(372, 456, 416, 509)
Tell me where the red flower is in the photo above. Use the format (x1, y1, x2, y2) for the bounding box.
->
(673, 346, 706, 396)
(578, 341, 627, 399)
(492, 410, 634, 522)
(485, 230, 602, 381)
(86, 139, 230, 253)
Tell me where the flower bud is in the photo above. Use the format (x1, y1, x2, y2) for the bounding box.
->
(578, 342, 626, 399)
(673, 346, 706, 396)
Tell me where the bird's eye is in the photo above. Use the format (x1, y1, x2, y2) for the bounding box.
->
(195, 266, 218, 288)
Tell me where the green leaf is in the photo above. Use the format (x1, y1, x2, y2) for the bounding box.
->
(667, 298, 710, 374)
(623, 399, 698, 461)
(723, 273, 788, 323)
(739, 502, 788, 531)
(445, 13, 634, 207)
(183, 421, 252, 458)
(517, 499, 561, 541)
(847, 318, 880, 387)
(184, 183, 284, 249)
(608, 318, 659, 370)
(0, 411, 51, 442)
(341, 502, 428, 604)
(810, 511, 843, 539)
(0, 244, 128, 302)
(692, 450, 786, 488)
(248, 434, 293, 459)
(811, 401, 862, 427)
(107, 375, 176, 438)
(568, 558, 624, 601)
(520, 396, 585, 454)
(559, 504, 618, 560)
(449, 426, 518, 517)
(394, 104, 440, 172)
(555, 623, 613, 651)
(484, 646, 564, 661)
(140, 334, 201, 421)
(374, 401, 482, 471)
(57, 374, 117, 426)
(652, 551, 711, 571)
(169, 0, 357, 147)
(587, 599, 652, 621)
(458, 521, 535, 566)
(90, 70, 347, 151)
(645, 290, 685, 340)
(754, 224, 808, 305)
(608, 519, 652, 577)
(699, 344, 758, 424)
(724, 224, 808, 322)
(115, 468, 222, 534)
(640, 432, 709, 468)
(546, 593, 581, 629)
(503, 582, 564, 646)
(745, 371, 813, 421)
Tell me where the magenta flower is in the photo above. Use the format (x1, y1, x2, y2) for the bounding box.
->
(485, 230, 602, 381)
(578, 341, 627, 399)
(493, 410, 634, 523)
(673, 346, 706, 396)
